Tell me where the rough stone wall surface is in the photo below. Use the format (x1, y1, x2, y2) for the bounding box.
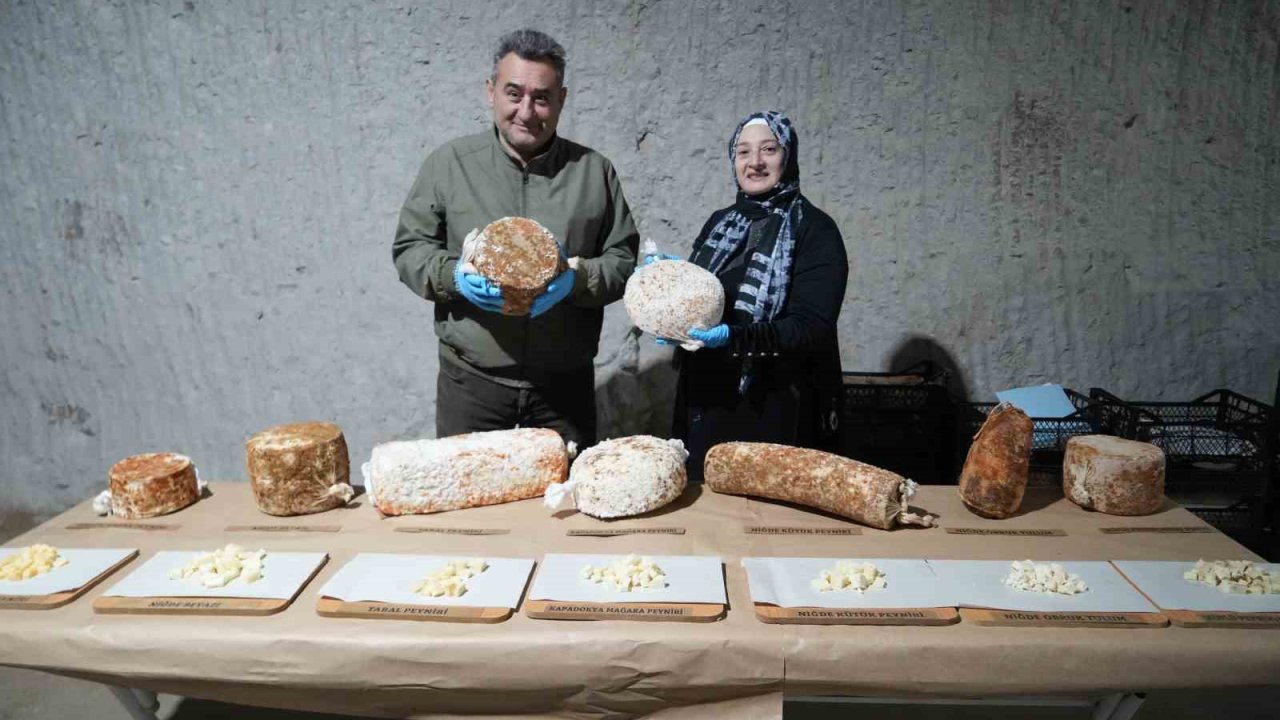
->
(1, 0, 1277, 520)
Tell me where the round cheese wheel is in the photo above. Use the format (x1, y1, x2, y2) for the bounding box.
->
(469, 216, 565, 316)
(624, 260, 724, 343)
(571, 436, 688, 519)
(246, 421, 353, 516)
(108, 452, 199, 519)
(1063, 435, 1165, 516)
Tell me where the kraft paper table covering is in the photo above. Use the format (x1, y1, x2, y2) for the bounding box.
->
(747, 487, 1280, 698)
(1, 483, 1277, 719)
(0, 483, 782, 719)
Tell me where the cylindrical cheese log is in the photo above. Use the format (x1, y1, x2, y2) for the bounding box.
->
(246, 421, 354, 516)
(368, 428, 569, 515)
(108, 452, 200, 519)
(570, 436, 688, 518)
(624, 260, 725, 343)
(703, 442, 933, 530)
(958, 403, 1032, 519)
(1063, 435, 1165, 516)
(468, 217, 565, 316)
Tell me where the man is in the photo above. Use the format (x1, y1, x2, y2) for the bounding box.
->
(393, 29, 638, 448)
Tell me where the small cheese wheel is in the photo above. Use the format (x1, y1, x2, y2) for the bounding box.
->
(108, 452, 199, 519)
(1063, 435, 1165, 516)
(958, 403, 1032, 519)
(624, 260, 725, 343)
(246, 421, 353, 516)
(469, 217, 565, 316)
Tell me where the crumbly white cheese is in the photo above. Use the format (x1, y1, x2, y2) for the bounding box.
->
(580, 554, 667, 592)
(168, 544, 266, 588)
(1003, 560, 1088, 595)
(1183, 559, 1279, 595)
(811, 560, 886, 593)
(412, 558, 489, 598)
(0, 544, 69, 581)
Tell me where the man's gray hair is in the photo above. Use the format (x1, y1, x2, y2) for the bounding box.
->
(492, 29, 566, 86)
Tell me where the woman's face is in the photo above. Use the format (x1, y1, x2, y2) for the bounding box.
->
(734, 123, 785, 196)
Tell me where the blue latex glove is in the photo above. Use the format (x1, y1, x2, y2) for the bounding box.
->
(453, 263, 504, 313)
(633, 253, 682, 275)
(688, 324, 730, 349)
(643, 252, 682, 265)
(655, 337, 677, 346)
(530, 267, 576, 318)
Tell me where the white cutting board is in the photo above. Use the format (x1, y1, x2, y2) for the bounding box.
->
(528, 554, 725, 604)
(1112, 560, 1280, 613)
(319, 554, 534, 609)
(742, 557, 955, 609)
(929, 559, 1158, 613)
(0, 548, 137, 595)
(102, 550, 328, 600)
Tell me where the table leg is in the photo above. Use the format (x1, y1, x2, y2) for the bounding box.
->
(107, 685, 159, 720)
(1093, 692, 1146, 720)
(131, 687, 159, 712)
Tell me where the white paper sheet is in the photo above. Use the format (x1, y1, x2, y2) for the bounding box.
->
(528, 554, 725, 604)
(995, 383, 1076, 418)
(0, 548, 136, 596)
(928, 559, 1158, 613)
(102, 551, 328, 600)
(319, 554, 534, 609)
(1112, 560, 1280, 613)
(742, 557, 957, 609)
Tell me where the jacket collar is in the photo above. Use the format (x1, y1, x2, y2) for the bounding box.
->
(490, 125, 562, 177)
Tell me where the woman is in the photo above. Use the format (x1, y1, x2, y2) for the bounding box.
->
(661, 111, 849, 481)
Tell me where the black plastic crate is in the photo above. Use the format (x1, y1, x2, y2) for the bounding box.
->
(1090, 388, 1271, 457)
(837, 361, 957, 484)
(1089, 386, 1277, 543)
(1187, 499, 1268, 548)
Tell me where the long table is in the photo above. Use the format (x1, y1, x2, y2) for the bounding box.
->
(1, 483, 1277, 719)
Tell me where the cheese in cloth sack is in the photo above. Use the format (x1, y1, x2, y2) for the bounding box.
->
(957, 402, 1033, 519)
(624, 247, 724, 350)
(544, 436, 689, 518)
(702, 442, 934, 530)
(364, 428, 571, 515)
(245, 421, 355, 516)
(1063, 434, 1165, 516)
(94, 452, 203, 519)
(462, 216, 567, 316)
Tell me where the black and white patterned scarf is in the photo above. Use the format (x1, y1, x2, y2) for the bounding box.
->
(691, 111, 803, 324)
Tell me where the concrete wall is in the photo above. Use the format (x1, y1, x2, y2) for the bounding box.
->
(2, 0, 1278, 525)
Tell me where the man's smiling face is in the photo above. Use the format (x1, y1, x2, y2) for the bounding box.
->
(486, 52, 567, 162)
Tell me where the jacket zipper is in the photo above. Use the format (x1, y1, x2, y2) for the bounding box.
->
(520, 167, 531, 376)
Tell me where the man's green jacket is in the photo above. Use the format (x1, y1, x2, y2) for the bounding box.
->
(394, 128, 639, 382)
